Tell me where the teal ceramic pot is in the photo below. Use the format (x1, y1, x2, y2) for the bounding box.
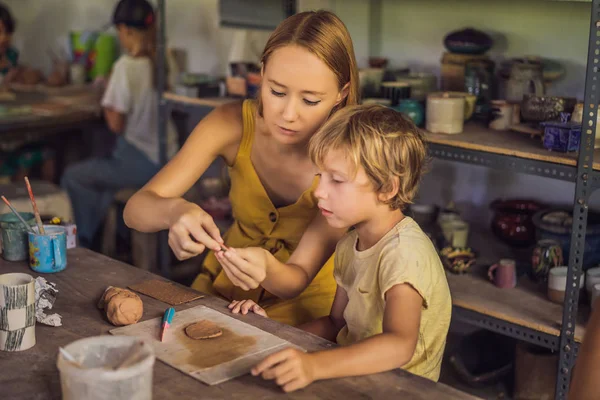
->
(395, 99, 424, 127)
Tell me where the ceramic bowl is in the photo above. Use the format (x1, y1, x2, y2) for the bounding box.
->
(490, 199, 544, 247)
(429, 91, 476, 120)
(521, 95, 577, 122)
(444, 28, 493, 55)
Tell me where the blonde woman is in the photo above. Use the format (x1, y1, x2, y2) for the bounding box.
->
(124, 10, 359, 326)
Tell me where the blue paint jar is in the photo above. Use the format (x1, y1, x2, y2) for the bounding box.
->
(0, 212, 35, 261)
(28, 225, 67, 273)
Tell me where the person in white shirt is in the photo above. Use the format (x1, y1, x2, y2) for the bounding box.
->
(61, 0, 178, 248)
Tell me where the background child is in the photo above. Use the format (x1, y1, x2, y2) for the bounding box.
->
(0, 2, 17, 78)
(61, 0, 178, 248)
(229, 104, 451, 392)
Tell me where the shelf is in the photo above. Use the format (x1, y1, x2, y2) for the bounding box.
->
(443, 225, 588, 349)
(163, 92, 238, 109)
(426, 123, 600, 184)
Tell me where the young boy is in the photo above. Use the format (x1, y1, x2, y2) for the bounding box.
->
(228, 104, 452, 392)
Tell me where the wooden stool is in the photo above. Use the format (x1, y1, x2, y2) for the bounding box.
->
(102, 188, 158, 272)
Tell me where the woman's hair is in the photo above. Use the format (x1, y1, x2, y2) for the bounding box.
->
(0, 3, 15, 34)
(257, 10, 359, 117)
(309, 104, 429, 211)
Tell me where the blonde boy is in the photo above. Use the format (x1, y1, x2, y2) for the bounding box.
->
(229, 104, 451, 391)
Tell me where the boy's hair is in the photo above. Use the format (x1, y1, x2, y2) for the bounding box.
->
(309, 104, 428, 211)
(0, 3, 15, 34)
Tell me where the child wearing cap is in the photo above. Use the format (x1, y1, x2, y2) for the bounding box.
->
(61, 0, 179, 248)
(229, 104, 451, 392)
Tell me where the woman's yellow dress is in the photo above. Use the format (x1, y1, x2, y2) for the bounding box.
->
(191, 100, 336, 326)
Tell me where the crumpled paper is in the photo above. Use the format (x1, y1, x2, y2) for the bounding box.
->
(35, 277, 62, 327)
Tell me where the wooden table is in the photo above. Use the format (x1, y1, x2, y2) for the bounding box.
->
(0, 248, 477, 400)
(0, 85, 102, 152)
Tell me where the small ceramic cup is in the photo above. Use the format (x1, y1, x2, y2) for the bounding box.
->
(586, 267, 600, 298)
(592, 283, 600, 310)
(547, 267, 585, 304)
(449, 220, 470, 248)
(381, 81, 411, 107)
(488, 259, 517, 289)
(489, 100, 514, 131)
(28, 225, 67, 274)
(0, 273, 36, 351)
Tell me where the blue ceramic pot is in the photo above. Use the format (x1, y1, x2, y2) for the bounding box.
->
(395, 99, 424, 127)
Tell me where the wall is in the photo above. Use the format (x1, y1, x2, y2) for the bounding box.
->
(375, 0, 597, 218)
(6, 0, 371, 77)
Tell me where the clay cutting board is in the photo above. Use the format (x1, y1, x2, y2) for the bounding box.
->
(110, 305, 303, 385)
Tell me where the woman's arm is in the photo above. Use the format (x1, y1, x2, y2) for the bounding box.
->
(123, 102, 243, 257)
(216, 212, 346, 297)
(252, 283, 423, 392)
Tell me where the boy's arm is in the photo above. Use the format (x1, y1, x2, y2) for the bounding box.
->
(298, 285, 348, 342)
(253, 283, 422, 392)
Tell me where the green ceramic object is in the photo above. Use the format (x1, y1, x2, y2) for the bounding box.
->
(395, 99, 424, 127)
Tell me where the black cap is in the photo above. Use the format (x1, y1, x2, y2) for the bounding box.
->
(112, 0, 155, 29)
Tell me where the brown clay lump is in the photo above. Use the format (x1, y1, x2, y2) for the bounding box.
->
(98, 286, 143, 326)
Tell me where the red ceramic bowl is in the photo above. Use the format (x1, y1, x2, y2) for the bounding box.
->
(490, 199, 545, 247)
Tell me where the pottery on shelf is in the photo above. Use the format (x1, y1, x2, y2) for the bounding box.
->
(541, 113, 581, 153)
(520, 95, 577, 123)
(395, 99, 425, 127)
(444, 28, 493, 55)
(490, 199, 544, 247)
(429, 91, 477, 120)
(531, 239, 563, 282)
(394, 72, 438, 101)
(505, 59, 545, 103)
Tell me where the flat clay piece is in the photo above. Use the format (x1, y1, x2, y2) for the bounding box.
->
(185, 320, 223, 340)
(128, 279, 204, 306)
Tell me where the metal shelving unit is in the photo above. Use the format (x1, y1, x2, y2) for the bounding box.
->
(155, 1, 600, 398)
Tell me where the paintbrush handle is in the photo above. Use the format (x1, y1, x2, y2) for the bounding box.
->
(24, 177, 45, 234)
(1, 196, 34, 233)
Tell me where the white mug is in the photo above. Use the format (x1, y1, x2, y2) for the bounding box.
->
(0, 273, 36, 351)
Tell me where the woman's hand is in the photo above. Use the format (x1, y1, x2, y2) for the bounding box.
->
(215, 247, 269, 291)
(168, 201, 224, 260)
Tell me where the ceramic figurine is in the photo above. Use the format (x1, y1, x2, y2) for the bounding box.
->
(541, 113, 581, 153)
(531, 239, 564, 282)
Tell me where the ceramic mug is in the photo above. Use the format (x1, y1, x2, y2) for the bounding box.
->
(28, 225, 67, 274)
(547, 266, 585, 304)
(0, 273, 36, 351)
(586, 267, 600, 298)
(0, 212, 35, 261)
(592, 283, 600, 310)
(488, 259, 517, 289)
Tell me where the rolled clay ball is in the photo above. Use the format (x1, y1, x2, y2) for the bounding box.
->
(100, 287, 144, 326)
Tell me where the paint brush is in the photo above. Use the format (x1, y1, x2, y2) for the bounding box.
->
(160, 307, 175, 342)
(59, 347, 83, 368)
(24, 177, 45, 234)
(1, 196, 34, 233)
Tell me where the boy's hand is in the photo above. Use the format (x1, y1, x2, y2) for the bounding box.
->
(252, 348, 317, 392)
(228, 299, 267, 317)
(215, 247, 269, 290)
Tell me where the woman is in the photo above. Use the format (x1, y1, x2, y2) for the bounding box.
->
(124, 10, 359, 326)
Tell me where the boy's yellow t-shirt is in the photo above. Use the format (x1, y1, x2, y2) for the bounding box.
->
(334, 216, 452, 381)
